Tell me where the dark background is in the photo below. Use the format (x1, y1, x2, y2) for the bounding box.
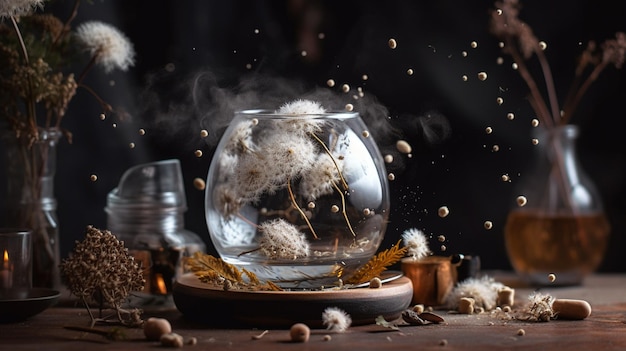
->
(5, 0, 625, 272)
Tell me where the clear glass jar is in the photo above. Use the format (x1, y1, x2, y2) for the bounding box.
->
(205, 110, 390, 289)
(106, 159, 205, 296)
(504, 125, 610, 286)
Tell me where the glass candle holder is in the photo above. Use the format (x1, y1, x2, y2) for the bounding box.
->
(0, 229, 32, 298)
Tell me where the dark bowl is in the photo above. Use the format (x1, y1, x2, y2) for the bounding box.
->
(0, 288, 60, 323)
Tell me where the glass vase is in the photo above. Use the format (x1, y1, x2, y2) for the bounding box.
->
(504, 125, 610, 286)
(0, 128, 61, 289)
(205, 110, 390, 289)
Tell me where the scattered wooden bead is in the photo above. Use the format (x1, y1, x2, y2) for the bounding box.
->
(497, 286, 515, 307)
(369, 277, 382, 289)
(160, 333, 184, 348)
(290, 323, 310, 343)
(458, 297, 475, 314)
(552, 299, 592, 320)
(412, 304, 425, 314)
(144, 317, 172, 341)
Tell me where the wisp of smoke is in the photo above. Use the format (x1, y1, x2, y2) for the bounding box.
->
(140, 69, 401, 153)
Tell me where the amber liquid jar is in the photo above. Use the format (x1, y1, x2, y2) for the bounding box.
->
(504, 126, 610, 286)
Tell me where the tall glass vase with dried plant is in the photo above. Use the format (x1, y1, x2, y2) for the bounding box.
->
(0, 0, 135, 288)
(490, 0, 625, 285)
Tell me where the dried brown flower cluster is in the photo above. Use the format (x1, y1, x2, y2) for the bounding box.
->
(0, 0, 135, 142)
(60, 225, 145, 326)
(490, 0, 626, 126)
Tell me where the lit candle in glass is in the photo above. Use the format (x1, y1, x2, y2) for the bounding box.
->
(0, 229, 31, 296)
(1, 249, 13, 289)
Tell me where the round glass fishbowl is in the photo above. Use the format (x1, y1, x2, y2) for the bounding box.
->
(205, 109, 390, 289)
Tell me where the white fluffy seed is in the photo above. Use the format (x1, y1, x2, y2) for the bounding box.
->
(290, 323, 310, 343)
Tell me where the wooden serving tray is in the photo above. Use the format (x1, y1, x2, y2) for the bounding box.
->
(173, 272, 413, 328)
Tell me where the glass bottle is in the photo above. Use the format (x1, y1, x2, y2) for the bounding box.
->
(504, 125, 610, 286)
(1, 128, 61, 289)
(205, 110, 390, 289)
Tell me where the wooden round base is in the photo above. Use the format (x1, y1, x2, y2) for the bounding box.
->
(173, 272, 413, 328)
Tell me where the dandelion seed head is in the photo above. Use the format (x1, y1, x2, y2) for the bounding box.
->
(75, 21, 135, 73)
(402, 228, 431, 260)
(276, 99, 326, 115)
(445, 276, 504, 311)
(322, 307, 352, 332)
(0, 0, 44, 18)
(258, 218, 310, 259)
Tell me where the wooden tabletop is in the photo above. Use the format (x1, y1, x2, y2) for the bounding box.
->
(1, 273, 625, 350)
